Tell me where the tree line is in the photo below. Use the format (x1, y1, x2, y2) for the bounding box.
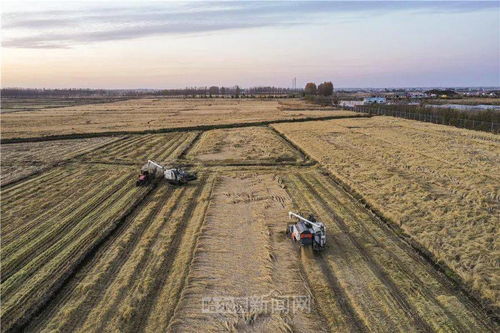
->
(2, 86, 301, 98)
(1, 88, 160, 98)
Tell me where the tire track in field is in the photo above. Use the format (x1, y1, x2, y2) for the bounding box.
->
(31, 184, 176, 332)
(124, 177, 208, 333)
(283, 175, 369, 333)
(1, 174, 131, 282)
(90, 183, 194, 332)
(309, 171, 497, 331)
(315, 253, 369, 333)
(297, 174, 433, 332)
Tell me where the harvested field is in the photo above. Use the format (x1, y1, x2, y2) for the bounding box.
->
(0, 97, 131, 113)
(1, 163, 150, 330)
(186, 127, 304, 164)
(0, 98, 360, 139)
(273, 116, 500, 311)
(0, 136, 121, 185)
(25, 175, 214, 333)
(81, 132, 199, 164)
(24, 169, 494, 332)
(1, 115, 497, 332)
(170, 173, 326, 332)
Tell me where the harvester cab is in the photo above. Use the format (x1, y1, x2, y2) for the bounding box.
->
(286, 211, 326, 251)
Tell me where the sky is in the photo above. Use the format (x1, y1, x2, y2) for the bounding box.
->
(1, 1, 499, 89)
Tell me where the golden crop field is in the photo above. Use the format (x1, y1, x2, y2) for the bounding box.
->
(273, 116, 500, 310)
(0, 136, 121, 185)
(1, 98, 498, 332)
(186, 126, 305, 164)
(0, 98, 359, 139)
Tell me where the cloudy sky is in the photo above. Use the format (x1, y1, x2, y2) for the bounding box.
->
(2, 1, 499, 88)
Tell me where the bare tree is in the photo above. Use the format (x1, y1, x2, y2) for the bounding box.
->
(209, 86, 219, 96)
(318, 82, 333, 96)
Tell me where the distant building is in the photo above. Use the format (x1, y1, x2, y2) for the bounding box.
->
(340, 100, 364, 107)
(407, 92, 427, 98)
(363, 97, 386, 105)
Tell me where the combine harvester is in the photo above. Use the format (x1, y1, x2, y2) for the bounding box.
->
(286, 211, 326, 251)
(136, 160, 197, 186)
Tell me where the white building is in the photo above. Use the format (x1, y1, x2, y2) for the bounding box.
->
(340, 100, 364, 107)
(363, 97, 386, 105)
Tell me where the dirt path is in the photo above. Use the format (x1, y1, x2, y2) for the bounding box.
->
(169, 173, 327, 332)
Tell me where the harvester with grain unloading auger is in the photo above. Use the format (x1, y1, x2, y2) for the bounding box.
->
(136, 160, 197, 186)
(286, 211, 326, 251)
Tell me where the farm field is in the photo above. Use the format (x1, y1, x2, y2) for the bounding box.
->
(14, 169, 495, 332)
(0, 136, 122, 185)
(0, 98, 360, 140)
(1, 163, 150, 330)
(1, 104, 498, 332)
(185, 126, 305, 164)
(0, 97, 132, 113)
(81, 132, 199, 164)
(273, 116, 500, 311)
(425, 97, 500, 106)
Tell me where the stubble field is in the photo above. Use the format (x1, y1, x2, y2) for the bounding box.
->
(1, 98, 498, 332)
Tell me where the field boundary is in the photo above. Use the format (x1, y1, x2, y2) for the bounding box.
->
(272, 127, 500, 324)
(0, 114, 369, 144)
